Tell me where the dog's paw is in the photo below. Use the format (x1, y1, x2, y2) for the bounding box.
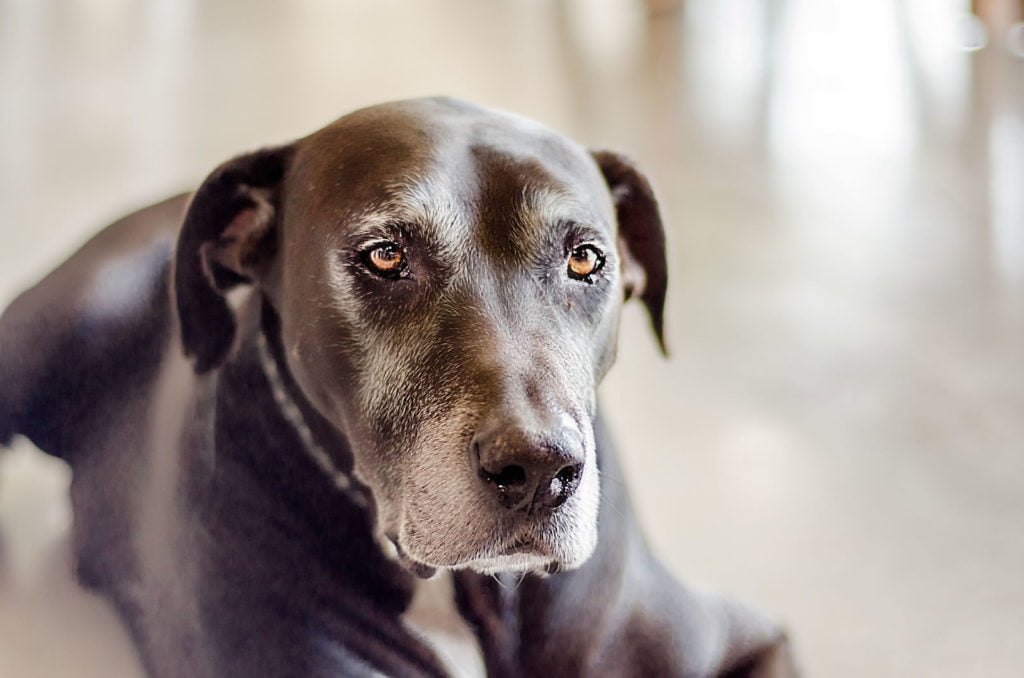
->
(722, 633, 801, 678)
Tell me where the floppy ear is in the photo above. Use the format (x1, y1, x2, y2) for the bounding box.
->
(590, 150, 669, 355)
(173, 145, 294, 374)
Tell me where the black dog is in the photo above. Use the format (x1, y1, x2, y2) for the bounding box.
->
(0, 98, 797, 677)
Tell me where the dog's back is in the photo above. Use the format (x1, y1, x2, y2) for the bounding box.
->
(1, 195, 185, 455)
(0, 195, 189, 592)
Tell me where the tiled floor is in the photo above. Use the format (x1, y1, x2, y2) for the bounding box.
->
(1, 1, 1022, 676)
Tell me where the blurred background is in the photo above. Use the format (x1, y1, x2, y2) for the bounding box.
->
(1, 0, 1022, 676)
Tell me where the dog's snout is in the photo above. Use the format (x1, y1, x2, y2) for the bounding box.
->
(472, 423, 584, 512)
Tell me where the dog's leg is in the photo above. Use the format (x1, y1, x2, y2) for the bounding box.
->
(455, 415, 800, 678)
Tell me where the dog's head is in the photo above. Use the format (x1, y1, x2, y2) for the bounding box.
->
(174, 98, 666, 575)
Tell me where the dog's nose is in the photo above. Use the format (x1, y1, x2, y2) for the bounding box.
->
(472, 422, 584, 512)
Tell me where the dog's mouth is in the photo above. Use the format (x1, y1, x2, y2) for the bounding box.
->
(391, 539, 440, 579)
(376, 433, 601, 578)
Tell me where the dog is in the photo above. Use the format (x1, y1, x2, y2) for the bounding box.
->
(0, 97, 798, 677)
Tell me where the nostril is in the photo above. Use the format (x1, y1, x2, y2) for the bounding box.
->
(550, 463, 582, 507)
(479, 463, 530, 510)
(481, 464, 527, 488)
(555, 464, 580, 487)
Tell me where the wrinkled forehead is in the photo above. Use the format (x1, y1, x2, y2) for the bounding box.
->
(287, 99, 615, 255)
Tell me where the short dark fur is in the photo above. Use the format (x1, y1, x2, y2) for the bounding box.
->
(0, 98, 798, 677)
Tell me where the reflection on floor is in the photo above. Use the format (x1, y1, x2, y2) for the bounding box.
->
(1, 1, 1021, 676)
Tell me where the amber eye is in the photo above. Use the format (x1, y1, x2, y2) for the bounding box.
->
(361, 242, 407, 278)
(567, 244, 604, 280)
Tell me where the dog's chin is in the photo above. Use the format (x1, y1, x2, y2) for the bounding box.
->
(460, 553, 559, 576)
(396, 549, 580, 580)
(390, 528, 598, 579)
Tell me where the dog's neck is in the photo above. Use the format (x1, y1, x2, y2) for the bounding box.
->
(192, 295, 417, 611)
(226, 296, 372, 518)
(253, 301, 368, 509)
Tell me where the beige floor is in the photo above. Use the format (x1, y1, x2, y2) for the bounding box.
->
(1, 1, 1022, 676)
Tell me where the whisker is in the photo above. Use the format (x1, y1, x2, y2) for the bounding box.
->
(513, 571, 528, 589)
(596, 468, 628, 488)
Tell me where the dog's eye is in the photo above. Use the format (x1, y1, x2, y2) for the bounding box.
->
(567, 244, 604, 280)
(361, 242, 407, 278)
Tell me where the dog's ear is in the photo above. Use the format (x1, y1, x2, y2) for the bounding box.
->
(590, 150, 668, 355)
(173, 145, 294, 374)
